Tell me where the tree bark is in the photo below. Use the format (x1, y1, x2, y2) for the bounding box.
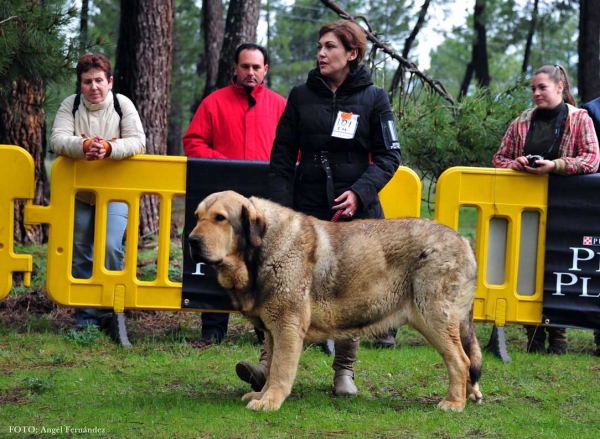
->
(0, 79, 48, 244)
(76, 0, 89, 95)
(215, 0, 261, 90)
(167, 29, 183, 157)
(114, 0, 174, 239)
(473, 0, 490, 88)
(200, 0, 224, 102)
(459, 0, 490, 100)
(578, 0, 600, 103)
(521, 0, 539, 74)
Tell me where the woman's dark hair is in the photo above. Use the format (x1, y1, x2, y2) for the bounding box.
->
(235, 43, 269, 66)
(534, 64, 576, 106)
(318, 20, 367, 70)
(76, 54, 112, 84)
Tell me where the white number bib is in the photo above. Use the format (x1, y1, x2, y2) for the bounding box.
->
(331, 111, 359, 139)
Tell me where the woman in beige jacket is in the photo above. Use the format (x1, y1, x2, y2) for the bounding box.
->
(50, 53, 145, 334)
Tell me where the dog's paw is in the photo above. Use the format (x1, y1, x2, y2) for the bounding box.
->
(437, 398, 466, 412)
(246, 397, 282, 411)
(467, 391, 484, 404)
(467, 383, 483, 404)
(241, 391, 262, 402)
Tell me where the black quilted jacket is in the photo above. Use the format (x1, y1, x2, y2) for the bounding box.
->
(269, 65, 401, 220)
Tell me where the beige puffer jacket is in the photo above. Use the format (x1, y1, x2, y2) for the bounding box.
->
(50, 91, 146, 204)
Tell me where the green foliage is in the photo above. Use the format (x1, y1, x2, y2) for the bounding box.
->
(268, 0, 338, 96)
(170, 0, 205, 145)
(86, 0, 121, 60)
(399, 77, 532, 185)
(0, 0, 79, 94)
(10, 243, 48, 293)
(21, 374, 55, 395)
(62, 325, 103, 345)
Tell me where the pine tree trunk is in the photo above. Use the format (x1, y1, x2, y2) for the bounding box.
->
(113, 0, 174, 241)
(167, 28, 183, 157)
(521, 0, 539, 74)
(200, 0, 225, 102)
(215, 0, 261, 89)
(0, 79, 48, 244)
(578, 0, 600, 103)
(458, 0, 489, 99)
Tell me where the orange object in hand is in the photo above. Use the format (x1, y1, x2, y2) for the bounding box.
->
(101, 141, 112, 157)
(82, 138, 93, 153)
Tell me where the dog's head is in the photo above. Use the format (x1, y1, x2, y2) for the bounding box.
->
(188, 191, 266, 266)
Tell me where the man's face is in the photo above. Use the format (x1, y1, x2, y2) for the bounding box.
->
(234, 49, 268, 88)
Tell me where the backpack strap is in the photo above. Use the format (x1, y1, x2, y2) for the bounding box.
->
(72, 93, 81, 117)
(111, 90, 123, 120)
(71, 91, 122, 124)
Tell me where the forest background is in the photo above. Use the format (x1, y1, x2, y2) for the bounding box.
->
(1, 0, 599, 244)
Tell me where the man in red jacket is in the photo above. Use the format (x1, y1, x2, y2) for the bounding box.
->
(183, 43, 287, 347)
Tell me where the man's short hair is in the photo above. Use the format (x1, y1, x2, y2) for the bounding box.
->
(235, 43, 269, 66)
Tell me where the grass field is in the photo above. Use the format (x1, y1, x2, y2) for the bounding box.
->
(1, 313, 599, 438)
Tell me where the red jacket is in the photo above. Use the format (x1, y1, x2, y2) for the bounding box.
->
(183, 80, 287, 160)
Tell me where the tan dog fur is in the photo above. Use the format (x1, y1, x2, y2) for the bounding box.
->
(188, 190, 483, 412)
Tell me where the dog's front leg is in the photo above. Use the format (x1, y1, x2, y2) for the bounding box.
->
(245, 322, 304, 411)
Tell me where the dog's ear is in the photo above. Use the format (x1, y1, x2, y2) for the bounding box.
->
(242, 198, 266, 247)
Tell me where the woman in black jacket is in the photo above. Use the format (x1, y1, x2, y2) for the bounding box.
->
(235, 20, 401, 397)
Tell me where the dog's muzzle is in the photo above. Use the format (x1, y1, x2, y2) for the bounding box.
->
(188, 234, 222, 265)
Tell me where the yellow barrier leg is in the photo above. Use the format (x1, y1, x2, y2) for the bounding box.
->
(484, 299, 512, 363)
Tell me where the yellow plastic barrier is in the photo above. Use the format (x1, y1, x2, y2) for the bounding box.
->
(435, 167, 548, 326)
(0, 145, 35, 300)
(25, 154, 188, 311)
(380, 166, 421, 219)
(0, 145, 420, 312)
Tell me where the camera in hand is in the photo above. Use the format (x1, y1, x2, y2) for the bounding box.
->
(526, 155, 543, 168)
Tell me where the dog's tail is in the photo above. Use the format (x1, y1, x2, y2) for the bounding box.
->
(460, 307, 483, 403)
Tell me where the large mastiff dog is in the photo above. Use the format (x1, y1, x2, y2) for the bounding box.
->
(188, 191, 483, 411)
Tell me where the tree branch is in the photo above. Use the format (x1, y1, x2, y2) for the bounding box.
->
(319, 0, 456, 105)
(0, 16, 19, 26)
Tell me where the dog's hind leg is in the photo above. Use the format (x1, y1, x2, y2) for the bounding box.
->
(460, 309, 483, 404)
(411, 316, 470, 412)
(245, 322, 305, 411)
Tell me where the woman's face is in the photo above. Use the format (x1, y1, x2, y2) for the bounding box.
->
(531, 73, 564, 109)
(317, 32, 357, 81)
(80, 68, 113, 104)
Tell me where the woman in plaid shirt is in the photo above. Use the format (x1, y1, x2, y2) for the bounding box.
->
(493, 64, 599, 175)
(493, 64, 599, 355)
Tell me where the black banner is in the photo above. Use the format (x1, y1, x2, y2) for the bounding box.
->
(181, 158, 270, 310)
(542, 174, 600, 329)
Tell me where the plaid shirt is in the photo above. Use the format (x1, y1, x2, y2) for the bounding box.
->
(492, 104, 599, 174)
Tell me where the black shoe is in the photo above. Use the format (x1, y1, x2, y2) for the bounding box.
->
(191, 332, 222, 349)
(547, 341, 567, 355)
(318, 339, 335, 356)
(526, 338, 545, 353)
(236, 361, 267, 391)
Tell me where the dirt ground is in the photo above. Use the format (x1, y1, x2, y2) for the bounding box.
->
(0, 289, 255, 344)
